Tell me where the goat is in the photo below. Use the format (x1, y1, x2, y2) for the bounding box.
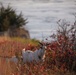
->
(0, 56, 19, 64)
(22, 43, 46, 63)
(9, 56, 18, 63)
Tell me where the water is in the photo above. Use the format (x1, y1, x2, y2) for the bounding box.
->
(0, 0, 76, 41)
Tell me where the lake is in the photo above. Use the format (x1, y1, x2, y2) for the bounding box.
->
(0, 0, 76, 41)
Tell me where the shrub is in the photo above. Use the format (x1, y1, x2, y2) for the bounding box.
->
(0, 3, 27, 31)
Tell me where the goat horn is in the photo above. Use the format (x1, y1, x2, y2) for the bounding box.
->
(39, 42, 43, 46)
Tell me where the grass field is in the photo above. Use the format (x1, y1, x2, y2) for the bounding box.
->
(0, 36, 76, 75)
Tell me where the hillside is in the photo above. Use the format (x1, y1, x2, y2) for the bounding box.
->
(0, 37, 76, 75)
(0, 28, 30, 39)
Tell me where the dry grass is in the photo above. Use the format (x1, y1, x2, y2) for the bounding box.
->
(0, 58, 76, 75)
(0, 37, 76, 75)
(0, 36, 10, 42)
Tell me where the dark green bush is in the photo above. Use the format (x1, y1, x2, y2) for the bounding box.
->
(0, 3, 27, 31)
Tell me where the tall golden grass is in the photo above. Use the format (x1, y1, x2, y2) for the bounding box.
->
(0, 37, 76, 75)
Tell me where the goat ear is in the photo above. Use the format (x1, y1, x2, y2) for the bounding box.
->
(45, 46, 47, 50)
(22, 48, 25, 52)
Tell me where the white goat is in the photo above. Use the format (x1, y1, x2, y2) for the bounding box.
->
(22, 45, 46, 63)
(0, 56, 19, 64)
(10, 56, 18, 63)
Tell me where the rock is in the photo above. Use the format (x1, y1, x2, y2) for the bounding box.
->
(8, 28, 30, 39)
